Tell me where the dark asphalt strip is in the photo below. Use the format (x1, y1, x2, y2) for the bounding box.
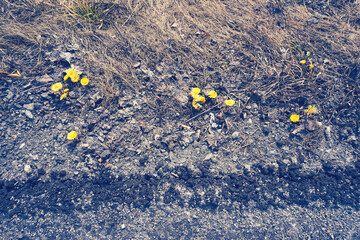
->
(0, 161, 359, 218)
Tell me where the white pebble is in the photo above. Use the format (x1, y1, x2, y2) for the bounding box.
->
(24, 164, 32, 173)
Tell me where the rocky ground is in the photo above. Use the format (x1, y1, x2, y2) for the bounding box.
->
(0, 0, 360, 239)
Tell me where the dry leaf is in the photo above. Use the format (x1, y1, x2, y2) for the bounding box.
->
(38, 74, 53, 83)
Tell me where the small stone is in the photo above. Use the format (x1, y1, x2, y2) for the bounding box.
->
(80, 143, 89, 148)
(121, 224, 126, 229)
(24, 110, 33, 119)
(204, 153, 214, 160)
(133, 62, 141, 68)
(347, 135, 357, 142)
(316, 121, 323, 127)
(244, 164, 251, 172)
(100, 150, 111, 160)
(59, 52, 72, 63)
(24, 164, 32, 173)
(232, 131, 240, 139)
(23, 103, 35, 110)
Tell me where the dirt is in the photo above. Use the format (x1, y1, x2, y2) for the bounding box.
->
(0, 0, 360, 239)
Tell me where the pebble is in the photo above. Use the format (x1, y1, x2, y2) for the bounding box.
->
(347, 135, 357, 142)
(232, 131, 240, 139)
(24, 110, 34, 119)
(100, 150, 111, 160)
(24, 164, 32, 173)
(204, 153, 214, 160)
(244, 164, 251, 172)
(133, 62, 141, 68)
(23, 103, 35, 110)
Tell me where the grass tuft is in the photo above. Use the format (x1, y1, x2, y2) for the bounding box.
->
(64, 0, 115, 24)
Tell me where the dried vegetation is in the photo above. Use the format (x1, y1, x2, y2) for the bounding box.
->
(1, 0, 359, 134)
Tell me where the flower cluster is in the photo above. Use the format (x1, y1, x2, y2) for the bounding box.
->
(64, 68, 80, 82)
(190, 88, 205, 110)
(50, 68, 89, 100)
(290, 105, 317, 123)
(190, 87, 235, 110)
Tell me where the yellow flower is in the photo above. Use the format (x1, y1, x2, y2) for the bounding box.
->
(67, 131, 77, 140)
(80, 77, 89, 86)
(64, 88, 69, 93)
(64, 68, 77, 81)
(71, 73, 80, 83)
(51, 82, 63, 92)
(309, 64, 314, 70)
(194, 95, 205, 103)
(300, 60, 306, 64)
(290, 114, 300, 123)
(190, 88, 201, 97)
(60, 92, 68, 100)
(208, 90, 218, 99)
(67, 68, 76, 76)
(305, 105, 317, 115)
(224, 99, 235, 106)
(192, 100, 201, 110)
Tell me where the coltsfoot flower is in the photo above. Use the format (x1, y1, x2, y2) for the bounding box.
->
(305, 105, 317, 115)
(193, 94, 205, 103)
(67, 131, 77, 140)
(80, 77, 89, 86)
(208, 90, 218, 99)
(64, 68, 77, 81)
(300, 60, 306, 64)
(224, 99, 235, 106)
(51, 82, 63, 92)
(60, 92, 68, 100)
(309, 64, 314, 70)
(71, 73, 80, 83)
(290, 114, 300, 123)
(190, 88, 201, 97)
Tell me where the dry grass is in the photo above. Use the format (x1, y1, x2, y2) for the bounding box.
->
(1, 0, 359, 114)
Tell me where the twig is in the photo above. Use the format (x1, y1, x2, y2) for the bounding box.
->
(185, 103, 220, 123)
